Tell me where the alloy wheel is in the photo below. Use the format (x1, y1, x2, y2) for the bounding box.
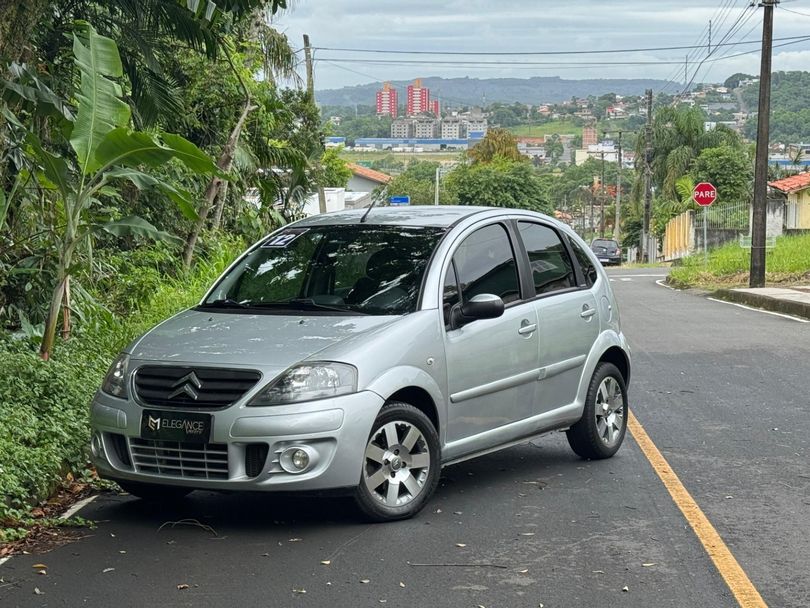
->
(362, 420, 431, 508)
(595, 376, 625, 447)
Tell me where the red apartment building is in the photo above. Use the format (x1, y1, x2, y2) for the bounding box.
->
(375, 82, 398, 117)
(406, 79, 430, 116)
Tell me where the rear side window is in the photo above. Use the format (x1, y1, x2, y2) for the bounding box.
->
(453, 224, 520, 304)
(569, 237, 598, 287)
(518, 222, 576, 295)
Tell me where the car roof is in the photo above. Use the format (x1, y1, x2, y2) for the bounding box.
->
(293, 205, 557, 229)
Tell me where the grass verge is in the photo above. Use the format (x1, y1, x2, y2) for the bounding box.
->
(668, 233, 810, 289)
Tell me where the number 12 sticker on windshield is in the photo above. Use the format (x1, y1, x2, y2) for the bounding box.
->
(262, 228, 310, 248)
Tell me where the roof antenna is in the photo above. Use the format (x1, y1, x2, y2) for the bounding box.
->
(360, 192, 382, 223)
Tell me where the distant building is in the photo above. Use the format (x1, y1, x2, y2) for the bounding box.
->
(376, 82, 398, 117)
(441, 118, 466, 139)
(465, 117, 488, 138)
(430, 99, 440, 117)
(406, 79, 430, 116)
(582, 125, 598, 147)
(414, 117, 439, 138)
(391, 118, 414, 138)
(346, 163, 393, 193)
(325, 136, 346, 149)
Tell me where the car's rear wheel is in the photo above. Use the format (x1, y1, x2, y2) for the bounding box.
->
(354, 402, 440, 522)
(566, 362, 628, 459)
(117, 480, 193, 502)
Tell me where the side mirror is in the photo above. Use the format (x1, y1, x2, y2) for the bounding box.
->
(452, 293, 505, 328)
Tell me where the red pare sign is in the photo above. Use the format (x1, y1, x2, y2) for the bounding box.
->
(692, 182, 717, 207)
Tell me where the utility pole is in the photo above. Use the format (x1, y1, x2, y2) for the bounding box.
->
(434, 166, 440, 206)
(750, 0, 777, 288)
(708, 19, 712, 54)
(615, 131, 622, 243)
(303, 34, 327, 214)
(642, 89, 653, 263)
(600, 150, 606, 238)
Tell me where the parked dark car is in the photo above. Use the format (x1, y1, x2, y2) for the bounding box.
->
(590, 239, 622, 266)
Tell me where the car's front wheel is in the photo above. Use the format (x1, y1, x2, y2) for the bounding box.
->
(354, 402, 440, 522)
(566, 362, 628, 459)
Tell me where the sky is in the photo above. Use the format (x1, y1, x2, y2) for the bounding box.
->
(271, 0, 810, 90)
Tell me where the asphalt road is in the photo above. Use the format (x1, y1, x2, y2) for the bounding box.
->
(3, 267, 809, 607)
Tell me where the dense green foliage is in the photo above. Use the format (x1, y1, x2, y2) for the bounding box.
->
(0, 236, 245, 539)
(742, 72, 810, 143)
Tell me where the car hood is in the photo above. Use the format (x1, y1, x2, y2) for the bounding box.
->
(129, 309, 398, 370)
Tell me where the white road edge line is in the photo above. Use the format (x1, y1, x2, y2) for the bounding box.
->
(610, 274, 668, 278)
(707, 297, 810, 323)
(656, 279, 678, 291)
(0, 495, 100, 568)
(59, 495, 98, 520)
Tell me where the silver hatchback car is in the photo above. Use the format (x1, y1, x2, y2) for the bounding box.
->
(91, 206, 630, 521)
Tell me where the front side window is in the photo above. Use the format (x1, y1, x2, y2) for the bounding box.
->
(203, 225, 445, 315)
(569, 237, 598, 287)
(452, 224, 520, 305)
(518, 222, 576, 295)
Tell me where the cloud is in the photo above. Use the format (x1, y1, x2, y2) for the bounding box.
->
(273, 0, 810, 89)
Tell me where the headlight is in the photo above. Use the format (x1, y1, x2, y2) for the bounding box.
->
(248, 362, 357, 406)
(101, 353, 130, 398)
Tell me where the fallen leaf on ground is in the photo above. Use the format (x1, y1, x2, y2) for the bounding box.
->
(519, 532, 535, 536)
(119, 551, 126, 554)
(642, 563, 656, 567)
(360, 578, 370, 584)
(399, 582, 405, 588)
(288, 538, 302, 542)
(518, 568, 529, 574)
(37, 570, 47, 576)
(592, 570, 604, 574)
(32, 564, 47, 569)
(320, 560, 331, 565)
(292, 588, 306, 594)
(453, 511, 463, 515)
(34, 587, 44, 595)
(455, 543, 467, 548)
(177, 584, 189, 590)
(622, 586, 629, 592)
(102, 568, 115, 573)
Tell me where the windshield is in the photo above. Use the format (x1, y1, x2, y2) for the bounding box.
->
(592, 240, 618, 248)
(202, 225, 445, 316)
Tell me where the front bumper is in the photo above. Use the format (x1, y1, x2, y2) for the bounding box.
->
(90, 390, 385, 492)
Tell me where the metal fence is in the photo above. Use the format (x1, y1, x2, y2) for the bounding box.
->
(693, 201, 750, 232)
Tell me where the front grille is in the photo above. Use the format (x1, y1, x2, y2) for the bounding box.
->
(134, 366, 261, 408)
(129, 438, 229, 480)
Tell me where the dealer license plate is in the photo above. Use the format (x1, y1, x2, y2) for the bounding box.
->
(140, 410, 211, 443)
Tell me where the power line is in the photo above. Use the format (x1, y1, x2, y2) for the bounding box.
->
(318, 58, 688, 67)
(311, 35, 809, 57)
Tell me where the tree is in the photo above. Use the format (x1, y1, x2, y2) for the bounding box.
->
(724, 73, 753, 89)
(16, 23, 219, 359)
(319, 147, 352, 188)
(468, 128, 522, 164)
(382, 161, 452, 206)
(691, 145, 752, 205)
(445, 160, 553, 214)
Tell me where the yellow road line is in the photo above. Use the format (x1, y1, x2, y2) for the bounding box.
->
(628, 411, 767, 608)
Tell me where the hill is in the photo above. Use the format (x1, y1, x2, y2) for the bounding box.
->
(316, 76, 673, 107)
(740, 71, 810, 143)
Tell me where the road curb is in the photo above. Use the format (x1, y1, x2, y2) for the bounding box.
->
(712, 288, 810, 320)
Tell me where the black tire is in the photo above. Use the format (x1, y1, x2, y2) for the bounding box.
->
(354, 402, 441, 522)
(117, 480, 193, 502)
(566, 362, 628, 460)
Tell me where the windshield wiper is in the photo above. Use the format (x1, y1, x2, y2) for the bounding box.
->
(251, 298, 367, 314)
(200, 298, 250, 309)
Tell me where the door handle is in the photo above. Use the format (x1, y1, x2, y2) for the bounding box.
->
(580, 306, 597, 319)
(518, 322, 537, 335)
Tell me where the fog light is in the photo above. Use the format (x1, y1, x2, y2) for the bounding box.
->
(279, 445, 317, 474)
(291, 449, 309, 470)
